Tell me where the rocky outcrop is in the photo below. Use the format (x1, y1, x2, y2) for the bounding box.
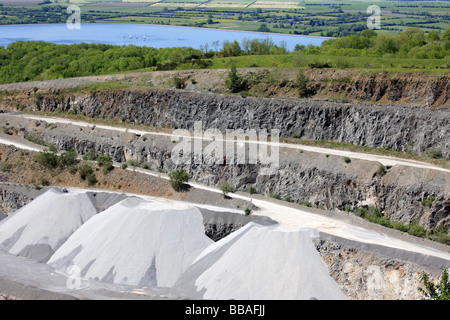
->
(4, 86, 448, 159)
(3, 112, 447, 234)
(313, 235, 444, 300)
(0, 185, 45, 216)
(198, 208, 276, 241)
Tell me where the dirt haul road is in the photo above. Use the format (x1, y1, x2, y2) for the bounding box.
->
(6, 113, 450, 174)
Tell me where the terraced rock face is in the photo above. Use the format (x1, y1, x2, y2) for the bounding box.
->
(3, 111, 447, 233)
(0, 85, 448, 157)
(28, 88, 448, 158)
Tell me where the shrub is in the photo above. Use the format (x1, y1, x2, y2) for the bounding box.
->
(245, 186, 256, 195)
(225, 65, 247, 93)
(58, 150, 78, 168)
(351, 207, 449, 245)
(421, 196, 436, 207)
(68, 165, 78, 175)
(39, 177, 50, 186)
(0, 162, 12, 172)
(173, 77, 185, 89)
(127, 159, 139, 167)
(82, 148, 97, 161)
(3, 126, 17, 135)
(78, 164, 93, 181)
(408, 220, 427, 238)
(35, 151, 59, 170)
(295, 70, 309, 98)
(86, 172, 98, 186)
(428, 226, 450, 245)
(344, 157, 351, 164)
(308, 61, 332, 68)
(376, 164, 387, 177)
(121, 163, 128, 170)
(284, 196, 294, 203)
(219, 181, 235, 198)
(96, 155, 113, 172)
(419, 268, 450, 300)
(270, 193, 282, 200)
(425, 148, 442, 159)
(244, 208, 252, 216)
(26, 134, 53, 149)
(298, 200, 312, 207)
(392, 221, 409, 233)
(169, 169, 189, 191)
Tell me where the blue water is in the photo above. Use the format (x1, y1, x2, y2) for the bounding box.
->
(0, 23, 327, 50)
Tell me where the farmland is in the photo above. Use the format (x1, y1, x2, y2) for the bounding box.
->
(0, 0, 449, 37)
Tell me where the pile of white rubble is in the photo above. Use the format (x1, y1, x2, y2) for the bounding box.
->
(0, 188, 346, 300)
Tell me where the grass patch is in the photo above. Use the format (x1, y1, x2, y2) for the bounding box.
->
(351, 206, 450, 245)
(280, 137, 450, 170)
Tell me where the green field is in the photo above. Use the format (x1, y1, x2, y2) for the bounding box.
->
(1, 0, 449, 37)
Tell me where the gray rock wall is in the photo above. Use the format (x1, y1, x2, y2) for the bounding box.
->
(33, 87, 450, 158)
(18, 118, 449, 234)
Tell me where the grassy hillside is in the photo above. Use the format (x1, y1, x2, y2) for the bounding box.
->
(0, 27, 448, 84)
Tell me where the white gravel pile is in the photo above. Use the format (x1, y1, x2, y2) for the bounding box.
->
(0, 188, 347, 299)
(175, 222, 347, 300)
(0, 188, 98, 262)
(48, 197, 214, 288)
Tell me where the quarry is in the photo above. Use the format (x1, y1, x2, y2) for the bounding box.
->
(0, 69, 449, 300)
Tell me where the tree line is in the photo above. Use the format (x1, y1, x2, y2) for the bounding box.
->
(315, 27, 450, 60)
(0, 27, 448, 84)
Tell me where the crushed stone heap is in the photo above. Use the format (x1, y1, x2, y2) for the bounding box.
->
(0, 188, 97, 263)
(48, 197, 214, 288)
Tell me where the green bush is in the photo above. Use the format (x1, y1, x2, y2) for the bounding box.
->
(245, 186, 256, 195)
(295, 70, 309, 98)
(39, 177, 50, 186)
(68, 165, 78, 175)
(82, 148, 97, 161)
(58, 150, 78, 168)
(219, 181, 235, 198)
(421, 196, 436, 207)
(127, 159, 139, 167)
(425, 148, 442, 159)
(284, 196, 294, 203)
(419, 268, 450, 300)
(298, 200, 313, 207)
(169, 169, 189, 191)
(392, 221, 409, 233)
(173, 77, 185, 89)
(26, 134, 54, 149)
(244, 208, 252, 216)
(35, 151, 59, 170)
(408, 220, 427, 238)
(344, 157, 351, 164)
(225, 65, 247, 93)
(96, 155, 113, 172)
(78, 164, 93, 181)
(270, 193, 282, 200)
(376, 165, 387, 177)
(86, 172, 98, 186)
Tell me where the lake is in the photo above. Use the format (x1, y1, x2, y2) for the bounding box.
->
(0, 23, 328, 50)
